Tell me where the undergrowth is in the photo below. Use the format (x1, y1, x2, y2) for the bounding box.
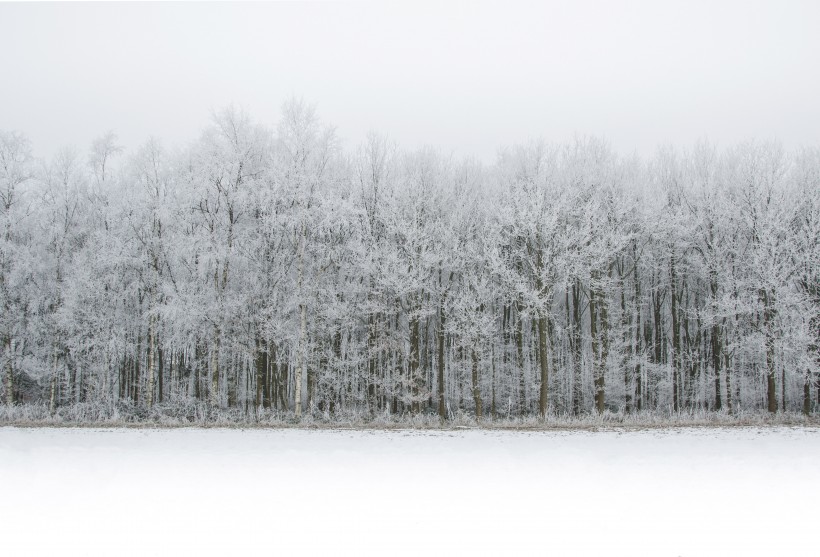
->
(2, 401, 818, 430)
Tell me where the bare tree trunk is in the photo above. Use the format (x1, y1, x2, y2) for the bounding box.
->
(808, 319, 818, 415)
(634, 263, 642, 412)
(295, 303, 306, 418)
(437, 298, 446, 420)
(133, 333, 142, 404)
(255, 337, 268, 411)
(781, 364, 786, 412)
(295, 231, 306, 419)
(193, 344, 201, 401)
(146, 314, 156, 408)
(471, 347, 482, 419)
(157, 342, 164, 404)
(119, 354, 126, 401)
(590, 277, 604, 414)
(515, 302, 526, 415)
(2, 343, 11, 407)
(671, 255, 680, 413)
(709, 274, 723, 410)
(170, 349, 177, 401)
(804, 370, 812, 415)
(49, 346, 58, 414)
(491, 343, 497, 419)
(332, 328, 342, 415)
(503, 303, 511, 413)
(712, 322, 722, 410)
(227, 353, 237, 408)
(621, 263, 631, 413)
(409, 299, 420, 414)
(278, 356, 289, 411)
(725, 349, 733, 414)
(538, 313, 550, 417)
(367, 312, 377, 412)
(267, 342, 276, 410)
(682, 288, 694, 408)
(571, 281, 583, 415)
(210, 328, 220, 408)
(599, 280, 609, 414)
(766, 346, 776, 413)
(307, 347, 316, 412)
(652, 289, 663, 366)
(763, 289, 777, 413)
(70, 364, 78, 404)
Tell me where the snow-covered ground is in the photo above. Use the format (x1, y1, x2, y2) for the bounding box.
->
(1, 427, 818, 556)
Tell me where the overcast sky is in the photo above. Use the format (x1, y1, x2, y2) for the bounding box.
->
(2, 0, 819, 161)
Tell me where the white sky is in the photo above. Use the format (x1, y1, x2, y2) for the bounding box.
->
(1, 0, 819, 162)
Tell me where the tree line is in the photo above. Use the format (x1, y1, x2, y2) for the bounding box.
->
(1, 101, 818, 421)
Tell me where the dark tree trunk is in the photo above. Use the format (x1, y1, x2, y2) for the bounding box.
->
(763, 289, 777, 413)
(133, 333, 142, 404)
(157, 342, 164, 404)
(634, 244, 642, 412)
(671, 255, 680, 412)
(278, 355, 289, 411)
(255, 337, 268, 411)
(368, 310, 378, 412)
(571, 281, 583, 415)
(599, 272, 610, 414)
(437, 298, 447, 420)
(590, 282, 600, 413)
(471, 347, 482, 419)
(537, 314, 550, 417)
(515, 301, 526, 415)
(621, 262, 631, 414)
(409, 300, 420, 414)
(710, 275, 723, 411)
(4, 335, 13, 406)
(804, 372, 812, 416)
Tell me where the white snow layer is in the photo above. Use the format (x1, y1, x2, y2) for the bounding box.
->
(1, 426, 818, 556)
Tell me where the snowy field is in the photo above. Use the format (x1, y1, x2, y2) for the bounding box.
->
(1, 427, 818, 556)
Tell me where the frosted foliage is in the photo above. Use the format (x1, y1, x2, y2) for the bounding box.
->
(0, 113, 819, 421)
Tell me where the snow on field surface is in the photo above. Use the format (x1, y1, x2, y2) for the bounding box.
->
(1, 427, 818, 556)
